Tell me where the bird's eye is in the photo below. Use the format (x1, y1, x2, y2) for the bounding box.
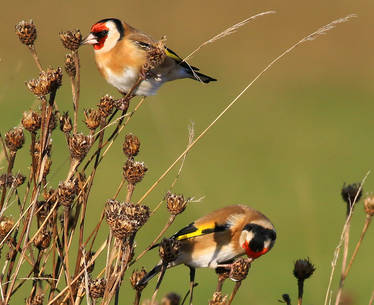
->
(268, 230, 276, 241)
(95, 30, 108, 39)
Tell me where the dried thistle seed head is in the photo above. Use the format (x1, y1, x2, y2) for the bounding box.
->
(364, 195, 374, 216)
(36, 200, 54, 224)
(166, 192, 187, 215)
(98, 94, 115, 117)
(59, 112, 72, 133)
(143, 37, 167, 78)
(209, 292, 228, 305)
(26, 292, 44, 305)
(13, 173, 26, 187)
(84, 109, 102, 130)
(0, 174, 11, 188)
(123, 134, 140, 157)
(34, 229, 51, 250)
(161, 293, 181, 305)
(15, 20, 37, 46)
(229, 258, 251, 281)
(58, 179, 78, 206)
(104, 199, 122, 227)
(123, 159, 148, 185)
(89, 278, 106, 299)
(64, 53, 76, 77)
(68, 133, 93, 160)
(159, 238, 181, 264)
(26, 67, 63, 96)
(0, 216, 14, 241)
(341, 183, 362, 213)
(22, 111, 41, 133)
(114, 97, 130, 112)
(59, 29, 82, 51)
(5, 127, 24, 151)
(130, 267, 147, 291)
(293, 258, 316, 281)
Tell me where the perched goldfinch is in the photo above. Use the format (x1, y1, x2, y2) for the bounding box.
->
(138, 204, 276, 286)
(81, 18, 216, 96)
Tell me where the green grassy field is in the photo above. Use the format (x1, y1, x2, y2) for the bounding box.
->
(1, 1, 374, 304)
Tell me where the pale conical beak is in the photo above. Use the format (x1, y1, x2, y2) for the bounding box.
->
(81, 33, 98, 45)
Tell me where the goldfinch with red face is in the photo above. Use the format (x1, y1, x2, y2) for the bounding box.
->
(138, 204, 276, 286)
(81, 18, 216, 96)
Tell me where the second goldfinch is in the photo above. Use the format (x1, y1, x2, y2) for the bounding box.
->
(81, 18, 216, 96)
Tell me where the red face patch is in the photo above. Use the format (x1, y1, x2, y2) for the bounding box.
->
(242, 241, 269, 259)
(90, 23, 109, 50)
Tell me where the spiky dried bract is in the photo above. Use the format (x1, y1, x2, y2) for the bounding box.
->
(58, 179, 78, 207)
(130, 267, 147, 291)
(98, 94, 115, 117)
(105, 200, 150, 239)
(26, 67, 63, 96)
(59, 112, 72, 133)
(15, 20, 37, 46)
(293, 258, 316, 281)
(64, 53, 76, 77)
(341, 183, 362, 211)
(68, 133, 93, 160)
(123, 134, 140, 157)
(229, 258, 251, 281)
(123, 159, 148, 185)
(159, 238, 181, 264)
(0, 216, 14, 241)
(5, 127, 24, 151)
(89, 278, 106, 299)
(26, 293, 44, 305)
(84, 109, 102, 130)
(143, 37, 167, 78)
(59, 29, 82, 51)
(209, 292, 228, 305)
(364, 196, 374, 216)
(166, 192, 187, 215)
(34, 229, 51, 250)
(161, 292, 181, 305)
(22, 111, 41, 133)
(114, 97, 130, 112)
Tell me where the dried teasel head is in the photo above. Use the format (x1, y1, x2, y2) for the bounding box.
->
(59, 29, 82, 51)
(229, 257, 251, 281)
(59, 112, 72, 133)
(123, 159, 148, 185)
(114, 97, 130, 112)
(34, 229, 52, 250)
(159, 238, 181, 264)
(130, 267, 147, 291)
(22, 111, 41, 133)
(98, 94, 115, 117)
(88, 278, 106, 299)
(293, 258, 316, 281)
(64, 53, 76, 77)
(68, 133, 93, 161)
(123, 134, 140, 157)
(364, 195, 374, 216)
(57, 179, 78, 207)
(5, 127, 24, 152)
(105, 200, 150, 239)
(209, 292, 228, 305)
(0, 216, 14, 241)
(26, 292, 44, 305)
(26, 67, 63, 97)
(161, 293, 181, 305)
(166, 192, 188, 215)
(341, 183, 362, 214)
(84, 109, 102, 131)
(15, 20, 37, 46)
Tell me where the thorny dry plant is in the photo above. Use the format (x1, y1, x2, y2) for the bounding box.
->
(0, 12, 371, 305)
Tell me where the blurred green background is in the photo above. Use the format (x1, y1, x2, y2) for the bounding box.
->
(1, 0, 374, 304)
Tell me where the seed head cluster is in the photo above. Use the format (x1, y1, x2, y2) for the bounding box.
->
(59, 112, 73, 133)
(229, 257, 251, 281)
(5, 127, 25, 152)
(166, 192, 188, 215)
(64, 53, 76, 77)
(209, 292, 228, 305)
(341, 183, 362, 214)
(364, 195, 374, 216)
(130, 267, 148, 291)
(84, 109, 102, 130)
(123, 159, 148, 185)
(88, 278, 106, 299)
(15, 20, 37, 46)
(293, 258, 316, 281)
(98, 94, 115, 118)
(22, 111, 41, 133)
(68, 133, 93, 160)
(159, 238, 181, 264)
(59, 29, 82, 51)
(26, 67, 63, 97)
(123, 134, 141, 157)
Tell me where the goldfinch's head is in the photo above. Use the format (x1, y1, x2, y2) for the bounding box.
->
(239, 222, 276, 259)
(81, 18, 124, 53)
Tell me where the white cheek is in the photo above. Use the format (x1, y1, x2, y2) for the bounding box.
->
(264, 240, 271, 249)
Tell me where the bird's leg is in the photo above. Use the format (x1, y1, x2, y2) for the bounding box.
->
(188, 266, 196, 305)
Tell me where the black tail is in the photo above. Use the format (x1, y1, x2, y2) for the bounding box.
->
(191, 71, 217, 83)
(136, 263, 163, 287)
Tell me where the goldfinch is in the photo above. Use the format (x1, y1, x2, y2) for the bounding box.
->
(138, 204, 276, 286)
(81, 18, 217, 96)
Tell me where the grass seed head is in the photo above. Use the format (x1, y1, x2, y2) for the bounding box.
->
(89, 278, 106, 299)
(59, 29, 82, 51)
(64, 53, 76, 77)
(22, 111, 41, 133)
(229, 257, 251, 281)
(123, 134, 141, 157)
(59, 112, 72, 133)
(130, 267, 147, 291)
(84, 109, 102, 131)
(364, 195, 374, 216)
(293, 258, 316, 281)
(123, 159, 148, 185)
(15, 20, 37, 46)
